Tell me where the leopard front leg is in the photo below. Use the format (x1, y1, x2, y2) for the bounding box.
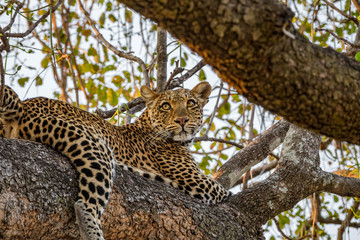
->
(18, 116, 115, 240)
(61, 135, 116, 240)
(175, 170, 231, 204)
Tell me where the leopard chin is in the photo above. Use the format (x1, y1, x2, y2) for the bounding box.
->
(172, 131, 193, 142)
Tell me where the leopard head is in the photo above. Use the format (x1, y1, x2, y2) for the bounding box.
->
(140, 82, 211, 142)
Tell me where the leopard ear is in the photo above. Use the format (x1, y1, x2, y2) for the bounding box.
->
(192, 82, 212, 106)
(140, 85, 159, 106)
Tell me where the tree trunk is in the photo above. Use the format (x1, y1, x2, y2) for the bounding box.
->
(119, 0, 360, 145)
(0, 138, 262, 240)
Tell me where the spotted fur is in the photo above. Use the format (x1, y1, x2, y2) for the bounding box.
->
(0, 82, 230, 239)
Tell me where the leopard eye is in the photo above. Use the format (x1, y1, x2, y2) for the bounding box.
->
(161, 102, 171, 110)
(187, 99, 196, 107)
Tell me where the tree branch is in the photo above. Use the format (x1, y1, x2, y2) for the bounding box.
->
(227, 124, 321, 225)
(167, 59, 206, 89)
(156, 27, 167, 92)
(317, 171, 360, 198)
(233, 160, 278, 187)
(95, 97, 145, 119)
(6, 0, 64, 38)
(193, 136, 244, 149)
(322, 0, 359, 26)
(0, 138, 262, 239)
(214, 119, 291, 189)
(0, 54, 4, 107)
(164, 60, 184, 90)
(337, 200, 360, 240)
(2, 0, 23, 33)
(118, 0, 360, 144)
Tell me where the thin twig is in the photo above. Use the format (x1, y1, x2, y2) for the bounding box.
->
(164, 60, 184, 90)
(204, 81, 223, 137)
(0, 27, 10, 52)
(63, 6, 89, 109)
(337, 200, 360, 240)
(243, 103, 256, 190)
(156, 27, 167, 92)
(77, 0, 150, 87)
(311, 0, 320, 42)
(191, 146, 233, 155)
(323, 0, 359, 26)
(65, 56, 79, 107)
(2, 0, 24, 32)
(95, 97, 145, 119)
(0, 54, 5, 107)
(311, 193, 319, 240)
(167, 59, 206, 89)
(193, 136, 243, 149)
(234, 160, 278, 187)
(273, 218, 293, 240)
(315, 28, 356, 47)
(7, 0, 64, 37)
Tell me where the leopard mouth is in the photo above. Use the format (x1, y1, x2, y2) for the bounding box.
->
(172, 130, 193, 142)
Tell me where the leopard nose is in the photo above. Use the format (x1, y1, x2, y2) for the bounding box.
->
(174, 117, 189, 126)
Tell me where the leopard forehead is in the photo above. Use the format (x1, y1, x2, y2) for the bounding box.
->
(155, 89, 197, 105)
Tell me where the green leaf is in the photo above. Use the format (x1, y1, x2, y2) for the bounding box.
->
(180, 57, 186, 67)
(106, 1, 112, 11)
(220, 153, 228, 160)
(193, 142, 201, 150)
(18, 77, 29, 87)
(112, 75, 124, 88)
(355, 52, 360, 62)
(199, 156, 211, 172)
(99, 13, 106, 27)
(101, 65, 116, 74)
(88, 45, 97, 56)
(107, 88, 118, 106)
(198, 69, 206, 81)
(125, 9, 133, 23)
(35, 76, 43, 86)
(108, 14, 117, 22)
(123, 70, 131, 82)
(41, 56, 50, 68)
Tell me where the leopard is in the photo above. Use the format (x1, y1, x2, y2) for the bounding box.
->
(0, 82, 231, 240)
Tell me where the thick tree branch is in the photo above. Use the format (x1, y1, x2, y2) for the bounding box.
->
(317, 171, 360, 198)
(0, 138, 262, 239)
(118, 0, 360, 144)
(214, 119, 291, 189)
(228, 124, 322, 225)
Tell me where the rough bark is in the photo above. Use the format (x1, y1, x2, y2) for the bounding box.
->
(118, 0, 360, 145)
(214, 119, 291, 189)
(2, 124, 360, 238)
(0, 138, 261, 240)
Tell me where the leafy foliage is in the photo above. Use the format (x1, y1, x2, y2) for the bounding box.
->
(1, 0, 359, 239)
